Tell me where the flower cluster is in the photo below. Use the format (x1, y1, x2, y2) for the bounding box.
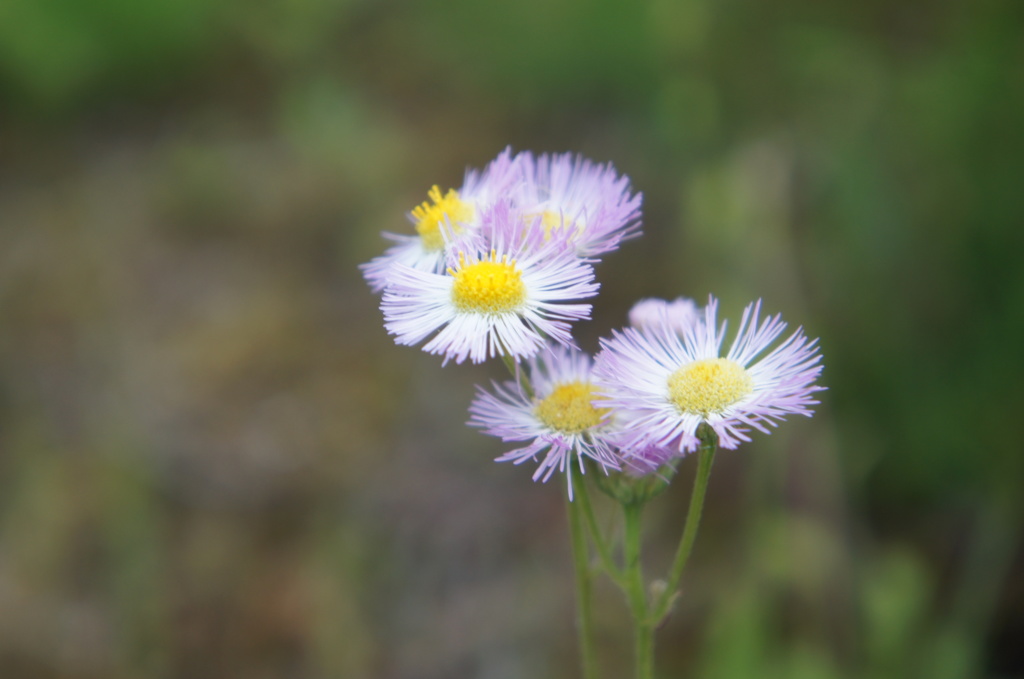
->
(363, 148, 640, 365)
(362, 148, 824, 496)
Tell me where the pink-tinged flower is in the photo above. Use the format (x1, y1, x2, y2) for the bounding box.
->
(468, 344, 620, 498)
(512, 151, 642, 258)
(617, 444, 679, 478)
(628, 297, 700, 335)
(593, 297, 824, 455)
(360, 148, 521, 291)
(381, 202, 599, 365)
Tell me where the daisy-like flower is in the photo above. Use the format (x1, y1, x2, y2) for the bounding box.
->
(512, 151, 642, 258)
(361, 148, 521, 291)
(381, 201, 599, 365)
(468, 344, 620, 498)
(593, 297, 824, 455)
(628, 297, 700, 335)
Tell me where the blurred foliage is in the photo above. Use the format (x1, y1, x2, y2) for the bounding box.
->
(0, 0, 218, 110)
(1, 0, 1023, 677)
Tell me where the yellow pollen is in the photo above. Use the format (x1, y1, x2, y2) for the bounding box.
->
(534, 382, 608, 434)
(525, 210, 581, 239)
(448, 250, 527, 313)
(411, 186, 473, 251)
(668, 358, 753, 417)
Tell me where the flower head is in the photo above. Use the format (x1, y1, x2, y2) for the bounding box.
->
(361, 148, 521, 291)
(593, 297, 824, 455)
(381, 202, 599, 365)
(469, 343, 621, 498)
(628, 297, 700, 335)
(512, 151, 642, 258)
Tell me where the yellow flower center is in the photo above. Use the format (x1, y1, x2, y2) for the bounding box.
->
(534, 382, 608, 434)
(668, 358, 753, 417)
(411, 186, 474, 251)
(525, 210, 581, 239)
(449, 251, 527, 314)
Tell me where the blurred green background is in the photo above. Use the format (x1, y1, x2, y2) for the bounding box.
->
(1, 0, 1022, 677)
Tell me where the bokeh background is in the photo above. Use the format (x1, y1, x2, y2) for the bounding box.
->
(1, 0, 1022, 677)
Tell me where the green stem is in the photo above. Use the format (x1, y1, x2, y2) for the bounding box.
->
(567, 466, 600, 679)
(500, 353, 533, 398)
(576, 468, 626, 586)
(623, 500, 654, 679)
(651, 424, 718, 624)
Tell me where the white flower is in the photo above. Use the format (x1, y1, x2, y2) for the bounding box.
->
(628, 297, 700, 335)
(381, 202, 599, 365)
(594, 297, 824, 454)
(513, 151, 642, 258)
(468, 344, 620, 498)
